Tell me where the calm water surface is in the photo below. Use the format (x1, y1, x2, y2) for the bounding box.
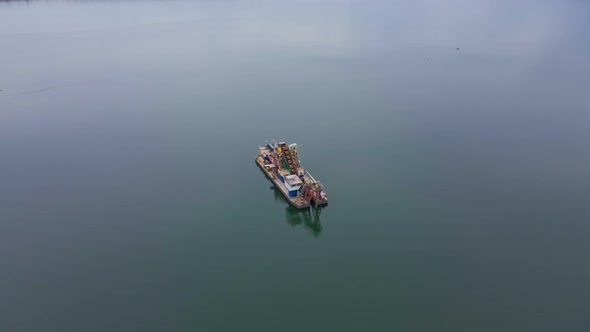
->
(1, 0, 589, 331)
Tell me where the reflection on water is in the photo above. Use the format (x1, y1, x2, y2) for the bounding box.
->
(270, 185, 324, 237)
(286, 205, 324, 237)
(257, 164, 324, 236)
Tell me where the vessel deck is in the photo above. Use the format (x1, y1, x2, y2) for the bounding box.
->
(256, 157, 310, 209)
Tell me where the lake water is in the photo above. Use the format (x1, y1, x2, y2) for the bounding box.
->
(1, 0, 589, 331)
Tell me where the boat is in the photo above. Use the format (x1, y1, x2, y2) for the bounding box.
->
(256, 141, 328, 209)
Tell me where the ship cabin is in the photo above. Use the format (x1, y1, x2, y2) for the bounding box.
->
(284, 174, 303, 197)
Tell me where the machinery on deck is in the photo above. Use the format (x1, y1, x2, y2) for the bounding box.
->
(256, 140, 328, 208)
(301, 171, 328, 205)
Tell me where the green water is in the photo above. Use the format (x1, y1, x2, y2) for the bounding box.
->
(1, 0, 589, 331)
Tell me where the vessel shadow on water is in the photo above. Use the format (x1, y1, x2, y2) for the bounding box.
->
(269, 185, 324, 237)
